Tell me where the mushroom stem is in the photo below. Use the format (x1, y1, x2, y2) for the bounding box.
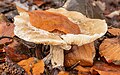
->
(51, 45, 64, 68)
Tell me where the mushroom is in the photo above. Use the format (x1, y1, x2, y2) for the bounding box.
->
(14, 10, 80, 69)
(14, 8, 108, 71)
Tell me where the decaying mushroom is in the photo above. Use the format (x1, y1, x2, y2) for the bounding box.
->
(14, 8, 107, 71)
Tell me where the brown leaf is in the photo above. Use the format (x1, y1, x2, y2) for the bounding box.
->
(28, 10, 80, 34)
(99, 38, 120, 65)
(64, 42, 95, 67)
(108, 27, 120, 36)
(18, 57, 44, 75)
(58, 71, 69, 75)
(0, 22, 14, 36)
(4, 38, 30, 62)
(0, 14, 9, 23)
(18, 57, 35, 75)
(32, 60, 44, 75)
(33, 0, 45, 6)
(75, 65, 90, 73)
(0, 14, 14, 44)
(75, 65, 91, 75)
(91, 61, 120, 75)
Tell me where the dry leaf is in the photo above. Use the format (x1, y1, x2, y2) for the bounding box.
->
(4, 39, 30, 62)
(33, 0, 45, 6)
(108, 27, 120, 36)
(18, 57, 35, 75)
(18, 57, 44, 75)
(74, 65, 91, 75)
(32, 60, 44, 75)
(91, 61, 120, 75)
(75, 65, 91, 75)
(0, 14, 14, 44)
(99, 38, 120, 65)
(64, 42, 95, 67)
(0, 22, 14, 36)
(75, 65, 90, 73)
(0, 22, 14, 44)
(28, 10, 80, 34)
(58, 71, 69, 75)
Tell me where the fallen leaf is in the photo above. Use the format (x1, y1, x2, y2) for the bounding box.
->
(91, 61, 120, 75)
(18, 57, 35, 75)
(18, 57, 44, 75)
(0, 14, 14, 44)
(0, 22, 14, 36)
(28, 10, 80, 34)
(64, 42, 95, 67)
(108, 27, 120, 36)
(32, 60, 44, 75)
(33, 0, 45, 6)
(4, 38, 30, 62)
(75, 65, 91, 75)
(99, 38, 120, 65)
(58, 71, 69, 75)
(75, 65, 90, 73)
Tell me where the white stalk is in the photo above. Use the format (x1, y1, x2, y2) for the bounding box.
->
(51, 45, 64, 68)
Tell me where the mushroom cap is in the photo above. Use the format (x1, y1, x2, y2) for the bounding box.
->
(14, 8, 107, 48)
(14, 10, 80, 49)
(47, 8, 108, 46)
(14, 12, 64, 45)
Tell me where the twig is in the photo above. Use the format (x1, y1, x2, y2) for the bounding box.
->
(69, 61, 80, 70)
